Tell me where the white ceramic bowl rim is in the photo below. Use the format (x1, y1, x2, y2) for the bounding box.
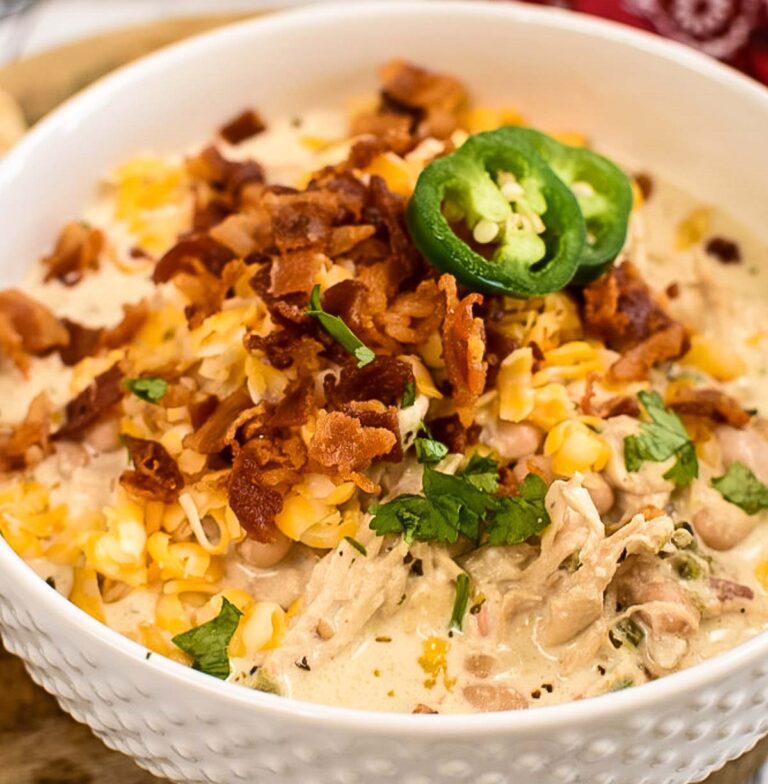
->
(2, 0, 767, 736)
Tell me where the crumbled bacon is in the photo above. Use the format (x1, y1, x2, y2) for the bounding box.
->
(266, 190, 337, 253)
(0, 289, 69, 372)
(439, 275, 487, 426)
(153, 235, 234, 283)
(341, 401, 403, 463)
(54, 364, 124, 441)
(176, 258, 247, 329)
(245, 322, 322, 372)
(187, 145, 265, 198)
(184, 388, 256, 455)
(119, 435, 184, 503)
(428, 414, 480, 455)
(208, 213, 268, 257)
(308, 406, 397, 479)
(378, 59, 466, 139)
(667, 387, 750, 428)
(270, 250, 326, 297)
(219, 109, 266, 145)
(59, 301, 148, 366)
(381, 280, 444, 345)
(349, 112, 414, 163)
(42, 221, 103, 286)
(0, 392, 53, 472)
(582, 262, 688, 381)
(328, 225, 377, 257)
(266, 377, 315, 429)
(228, 443, 283, 542)
(320, 279, 393, 351)
(324, 356, 414, 408)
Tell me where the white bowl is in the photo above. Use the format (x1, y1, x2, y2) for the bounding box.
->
(0, 3, 767, 783)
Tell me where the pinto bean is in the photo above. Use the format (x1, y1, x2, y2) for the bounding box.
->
(692, 505, 754, 551)
(463, 683, 528, 712)
(237, 528, 293, 568)
(582, 472, 615, 516)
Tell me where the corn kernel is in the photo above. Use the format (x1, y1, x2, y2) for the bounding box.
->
(680, 335, 746, 381)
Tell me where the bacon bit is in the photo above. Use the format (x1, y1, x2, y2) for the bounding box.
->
(635, 173, 654, 201)
(582, 262, 688, 381)
(42, 221, 103, 286)
(184, 388, 255, 455)
(228, 443, 283, 542)
(266, 377, 315, 429)
(349, 112, 414, 160)
(308, 407, 397, 478)
(320, 279, 390, 350)
(412, 704, 438, 714)
(208, 213, 266, 257)
(177, 258, 247, 329)
(363, 176, 418, 292)
(341, 400, 403, 462)
(59, 301, 148, 366)
(667, 387, 750, 428)
(0, 393, 53, 472)
(328, 225, 377, 257)
(153, 234, 234, 283)
(59, 319, 102, 366)
(602, 396, 641, 418)
(245, 323, 322, 372)
(439, 275, 487, 427)
(219, 109, 266, 145)
(0, 289, 69, 372)
(102, 300, 150, 349)
(709, 577, 754, 603)
(186, 145, 264, 199)
(54, 364, 124, 441)
(428, 414, 479, 454)
(665, 282, 680, 299)
(381, 280, 444, 345)
(324, 356, 414, 408)
(266, 190, 337, 254)
(269, 250, 326, 297)
(308, 170, 368, 223)
(610, 324, 688, 383)
(378, 59, 466, 139)
(120, 435, 184, 503)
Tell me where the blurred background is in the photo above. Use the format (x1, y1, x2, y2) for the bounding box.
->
(0, 1, 765, 782)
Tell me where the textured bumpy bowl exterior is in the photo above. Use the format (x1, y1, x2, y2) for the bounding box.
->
(0, 3, 767, 783)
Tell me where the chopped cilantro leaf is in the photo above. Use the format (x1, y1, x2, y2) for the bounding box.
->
(414, 437, 449, 464)
(125, 376, 168, 404)
(369, 456, 550, 547)
(171, 598, 242, 679)
(485, 474, 550, 545)
(623, 390, 698, 487)
(712, 461, 768, 515)
(449, 573, 471, 632)
(401, 380, 416, 408)
(307, 284, 375, 368)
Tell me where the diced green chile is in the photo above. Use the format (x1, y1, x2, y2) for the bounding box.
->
(406, 129, 586, 297)
(499, 127, 633, 282)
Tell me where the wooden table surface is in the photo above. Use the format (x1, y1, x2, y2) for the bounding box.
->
(0, 11, 766, 784)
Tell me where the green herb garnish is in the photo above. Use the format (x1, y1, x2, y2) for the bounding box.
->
(307, 284, 375, 368)
(449, 573, 471, 632)
(486, 474, 550, 546)
(712, 461, 768, 515)
(171, 598, 242, 679)
(125, 376, 168, 404)
(401, 380, 416, 408)
(623, 390, 698, 487)
(370, 456, 550, 546)
(414, 437, 449, 464)
(343, 536, 368, 556)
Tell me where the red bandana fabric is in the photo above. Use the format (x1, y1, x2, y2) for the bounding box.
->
(519, 0, 768, 84)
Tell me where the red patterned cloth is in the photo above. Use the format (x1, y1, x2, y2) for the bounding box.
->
(520, 0, 768, 83)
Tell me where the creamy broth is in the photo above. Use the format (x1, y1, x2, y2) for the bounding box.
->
(2, 62, 767, 714)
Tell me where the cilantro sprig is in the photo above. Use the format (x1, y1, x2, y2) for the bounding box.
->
(171, 598, 242, 679)
(369, 455, 550, 546)
(712, 461, 768, 515)
(125, 376, 168, 404)
(306, 284, 375, 368)
(449, 573, 471, 632)
(401, 380, 416, 408)
(623, 390, 698, 487)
